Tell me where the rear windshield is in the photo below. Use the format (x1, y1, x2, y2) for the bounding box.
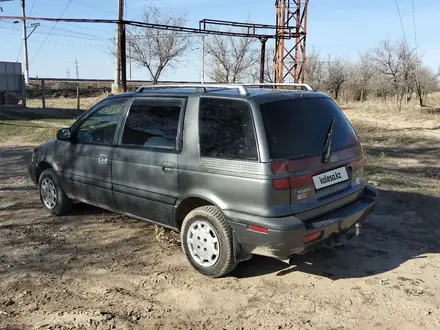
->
(260, 97, 358, 160)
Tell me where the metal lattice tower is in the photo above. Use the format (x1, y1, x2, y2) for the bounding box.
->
(274, 0, 309, 83)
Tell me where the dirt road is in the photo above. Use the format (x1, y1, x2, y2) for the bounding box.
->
(1, 111, 440, 329)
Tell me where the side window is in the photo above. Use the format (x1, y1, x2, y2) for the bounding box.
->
(199, 98, 258, 161)
(121, 98, 183, 150)
(76, 99, 126, 144)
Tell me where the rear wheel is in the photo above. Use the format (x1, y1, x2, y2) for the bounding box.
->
(181, 206, 238, 277)
(39, 169, 72, 216)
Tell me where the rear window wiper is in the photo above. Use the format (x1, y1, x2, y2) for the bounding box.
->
(322, 117, 336, 164)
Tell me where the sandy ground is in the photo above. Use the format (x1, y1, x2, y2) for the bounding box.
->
(1, 108, 440, 330)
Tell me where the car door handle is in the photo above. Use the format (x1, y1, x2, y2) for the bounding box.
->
(98, 154, 108, 165)
(162, 161, 174, 173)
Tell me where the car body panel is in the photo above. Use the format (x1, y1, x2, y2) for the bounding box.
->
(111, 145, 178, 226)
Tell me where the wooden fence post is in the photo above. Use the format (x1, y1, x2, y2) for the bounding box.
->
(76, 86, 80, 115)
(41, 79, 46, 108)
(21, 75, 27, 108)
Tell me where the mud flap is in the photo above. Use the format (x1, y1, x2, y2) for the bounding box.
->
(232, 232, 252, 262)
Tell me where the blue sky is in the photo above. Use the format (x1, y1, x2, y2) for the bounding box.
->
(0, 0, 439, 81)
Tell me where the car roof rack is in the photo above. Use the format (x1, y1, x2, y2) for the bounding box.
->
(136, 82, 314, 95)
(243, 83, 314, 91)
(136, 84, 249, 95)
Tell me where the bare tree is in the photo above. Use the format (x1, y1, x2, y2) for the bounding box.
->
(415, 66, 440, 106)
(205, 34, 259, 83)
(368, 39, 416, 110)
(354, 53, 374, 101)
(304, 48, 324, 90)
(322, 55, 347, 100)
(127, 6, 193, 84)
(368, 72, 393, 100)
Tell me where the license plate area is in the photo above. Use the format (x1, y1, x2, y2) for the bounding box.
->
(312, 166, 349, 190)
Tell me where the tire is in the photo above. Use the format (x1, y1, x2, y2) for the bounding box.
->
(181, 205, 238, 278)
(38, 168, 72, 216)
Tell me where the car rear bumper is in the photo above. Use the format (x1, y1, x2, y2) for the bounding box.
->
(226, 185, 377, 260)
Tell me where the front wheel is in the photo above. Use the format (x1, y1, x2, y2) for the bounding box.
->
(181, 206, 238, 278)
(38, 169, 72, 216)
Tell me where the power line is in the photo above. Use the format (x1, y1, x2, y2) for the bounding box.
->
(57, 22, 113, 34)
(70, 0, 116, 15)
(411, 0, 421, 102)
(0, 25, 108, 41)
(36, 25, 107, 39)
(29, 0, 72, 65)
(29, 0, 36, 16)
(411, 0, 418, 50)
(16, 43, 22, 61)
(394, 0, 407, 43)
(0, 33, 108, 48)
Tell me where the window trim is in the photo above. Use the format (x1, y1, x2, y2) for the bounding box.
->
(116, 96, 187, 154)
(198, 97, 260, 162)
(69, 97, 131, 147)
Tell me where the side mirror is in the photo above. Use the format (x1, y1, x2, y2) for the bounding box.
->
(57, 128, 71, 141)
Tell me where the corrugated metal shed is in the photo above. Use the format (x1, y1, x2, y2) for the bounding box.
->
(0, 61, 23, 92)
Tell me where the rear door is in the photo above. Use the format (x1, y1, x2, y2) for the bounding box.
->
(260, 96, 366, 220)
(111, 97, 185, 227)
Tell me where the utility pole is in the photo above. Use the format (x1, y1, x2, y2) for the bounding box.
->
(120, 21, 127, 92)
(201, 35, 205, 83)
(74, 58, 80, 79)
(128, 38, 132, 81)
(112, 0, 124, 93)
(259, 37, 268, 83)
(21, 0, 30, 85)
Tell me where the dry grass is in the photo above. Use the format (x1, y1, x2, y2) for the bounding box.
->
(0, 118, 74, 145)
(344, 109, 440, 223)
(154, 226, 180, 247)
(0, 107, 76, 145)
(336, 93, 440, 217)
(26, 95, 107, 111)
(3, 95, 105, 144)
(339, 92, 440, 128)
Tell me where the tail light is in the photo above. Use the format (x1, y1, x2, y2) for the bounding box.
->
(348, 158, 364, 184)
(290, 174, 313, 188)
(303, 231, 322, 244)
(270, 161, 288, 174)
(271, 161, 290, 190)
(272, 177, 291, 190)
(271, 161, 314, 190)
(348, 158, 364, 170)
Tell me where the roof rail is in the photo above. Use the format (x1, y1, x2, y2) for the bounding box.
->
(243, 83, 314, 91)
(136, 84, 248, 95)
